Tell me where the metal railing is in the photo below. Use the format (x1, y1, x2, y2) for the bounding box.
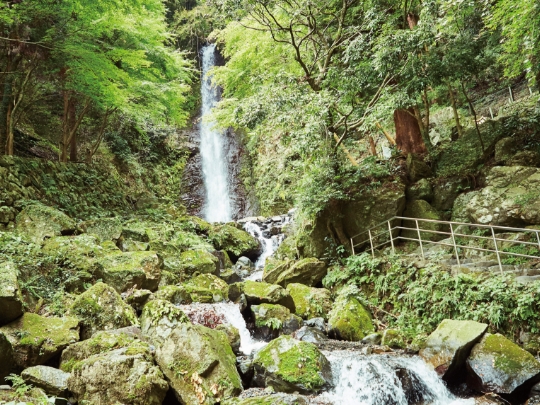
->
(350, 216, 540, 273)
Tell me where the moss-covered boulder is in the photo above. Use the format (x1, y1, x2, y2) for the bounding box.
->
(0, 332, 14, 383)
(0, 261, 23, 325)
(153, 323, 243, 404)
(252, 335, 331, 394)
(209, 224, 260, 260)
(263, 259, 293, 284)
(327, 295, 374, 341)
(381, 329, 406, 349)
(401, 200, 443, 241)
(267, 258, 327, 288)
(21, 366, 70, 397)
(467, 333, 540, 394)
(286, 284, 332, 320)
(406, 178, 433, 202)
(161, 249, 219, 282)
(184, 274, 229, 303)
(222, 393, 308, 405)
(251, 304, 302, 339)
(239, 280, 295, 312)
(15, 204, 76, 244)
(420, 319, 487, 380)
(79, 217, 123, 241)
(407, 153, 432, 182)
(0, 313, 79, 369)
(216, 323, 241, 355)
(140, 299, 189, 344)
(68, 282, 138, 340)
(153, 285, 192, 305)
(64, 331, 168, 405)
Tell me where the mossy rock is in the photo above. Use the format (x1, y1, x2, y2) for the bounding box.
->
(274, 237, 299, 261)
(286, 283, 332, 320)
(15, 204, 76, 244)
(263, 259, 293, 285)
(381, 329, 406, 349)
(125, 288, 154, 311)
(419, 319, 487, 380)
(327, 295, 374, 341)
(95, 251, 161, 292)
(241, 280, 295, 312)
(401, 200, 444, 241)
(161, 249, 219, 282)
(216, 323, 241, 355)
(153, 285, 192, 305)
(251, 304, 302, 338)
(152, 323, 243, 404)
(21, 365, 70, 397)
(467, 333, 540, 394)
(183, 274, 229, 303)
(68, 282, 138, 340)
(79, 217, 123, 241)
(252, 335, 331, 394)
(406, 178, 433, 202)
(222, 394, 308, 405)
(0, 312, 79, 369)
(267, 258, 327, 288)
(0, 260, 23, 325)
(208, 224, 260, 260)
(0, 331, 14, 383)
(140, 299, 190, 345)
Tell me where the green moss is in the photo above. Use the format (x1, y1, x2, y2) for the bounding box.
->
(381, 329, 406, 349)
(328, 295, 374, 341)
(208, 224, 259, 259)
(479, 334, 540, 374)
(183, 274, 229, 303)
(286, 283, 332, 320)
(141, 299, 189, 324)
(9, 313, 79, 349)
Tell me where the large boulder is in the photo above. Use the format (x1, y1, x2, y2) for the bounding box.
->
(68, 282, 138, 340)
(459, 166, 540, 226)
(95, 251, 161, 292)
(407, 154, 432, 182)
(467, 333, 540, 395)
(161, 249, 219, 282)
(21, 366, 70, 397)
(237, 280, 295, 311)
(263, 259, 293, 284)
(401, 200, 444, 241)
(140, 299, 189, 344)
(286, 283, 332, 320)
(420, 319, 488, 380)
(0, 313, 79, 369)
(62, 330, 168, 405)
(0, 332, 14, 382)
(153, 285, 192, 305)
(15, 204, 76, 244)
(252, 335, 331, 394)
(222, 393, 309, 405)
(251, 304, 302, 338)
(265, 258, 327, 288)
(406, 178, 434, 202)
(183, 274, 229, 303)
(79, 217, 123, 241)
(327, 295, 374, 341)
(209, 224, 260, 261)
(0, 261, 23, 325)
(149, 322, 243, 404)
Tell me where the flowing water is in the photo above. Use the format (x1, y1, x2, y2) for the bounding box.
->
(318, 351, 474, 405)
(199, 44, 233, 223)
(178, 302, 266, 355)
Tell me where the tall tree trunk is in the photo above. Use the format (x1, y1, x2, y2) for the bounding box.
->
(5, 103, 13, 155)
(394, 108, 427, 154)
(461, 82, 485, 152)
(69, 100, 77, 162)
(368, 135, 377, 156)
(448, 83, 463, 138)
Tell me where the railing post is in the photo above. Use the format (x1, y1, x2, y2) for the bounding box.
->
(450, 223, 460, 267)
(351, 238, 355, 256)
(368, 230, 375, 258)
(388, 220, 395, 254)
(415, 219, 425, 260)
(536, 231, 540, 250)
(491, 227, 503, 274)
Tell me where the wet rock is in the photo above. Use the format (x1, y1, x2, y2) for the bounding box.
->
(68, 282, 138, 340)
(152, 323, 243, 404)
(183, 274, 229, 303)
(0, 332, 14, 382)
(327, 295, 374, 341)
(467, 333, 540, 395)
(240, 280, 295, 312)
(0, 313, 79, 369)
(15, 204, 76, 244)
(0, 261, 23, 326)
(292, 326, 327, 343)
(420, 319, 487, 380)
(252, 335, 331, 394)
(362, 333, 382, 345)
(209, 224, 261, 261)
(475, 393, 511, 404)
(305, 318, 326, 333)
(153, 285, 191, 305)
(286, 283, 332, 320)
(251, 304, 302, 339)
(265, 258, 327, 288)
(95, 251, 161, 292)
(216, 323, 241, 355)
(21, 366, 70, 397)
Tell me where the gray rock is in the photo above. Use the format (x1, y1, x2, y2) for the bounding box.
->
(507, 151, 540, 167)
(21, 366, 70, 397)
(15, 204, 76, 244)
(0, 261, 23, 326)
(407, 154, 432, 182)
(406, 178, 433, 202)
(419, 319, 487, 380)
(292, 326, 327, 343)
(362, 333, 382, 345)
(305, 318, 326, 333)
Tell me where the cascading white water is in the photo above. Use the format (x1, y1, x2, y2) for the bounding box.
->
(178, 302, 266, 355)
(200, 44, 233, 223)
(318, 351, 474, 405)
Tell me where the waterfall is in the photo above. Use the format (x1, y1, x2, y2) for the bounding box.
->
(199, 44, 233, 223)
(178, 302, 266, 355)
(318, 351, 474, 405)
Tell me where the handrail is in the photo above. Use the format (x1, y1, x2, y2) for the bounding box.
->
(350, 216, 540, 273)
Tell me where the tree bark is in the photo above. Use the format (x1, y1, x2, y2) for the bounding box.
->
(448, 83, 463, 138)
(394, 108, 426, 154)
(461, 82, 485, 152)
(5, 103, 13, 155)
(368, 135, 377, 156)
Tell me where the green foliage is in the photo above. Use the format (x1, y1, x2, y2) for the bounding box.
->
(5, 374, 32, 398)
(324, 253, 540, 339)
